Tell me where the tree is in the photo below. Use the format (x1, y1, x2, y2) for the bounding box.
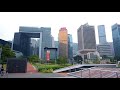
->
(0, 44, 15, 63)
(73, 55, 83, 64)
(114, 56, 120, 61)
(102, 55, 107, 59)
(57, 56, 68, 65)
(28, 55, 40, 63)
(93, 56, 100, 64)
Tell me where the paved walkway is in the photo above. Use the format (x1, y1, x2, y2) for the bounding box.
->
(5, 73, 66, 78)
(0, 63, 76, 78)
(27, 63, 38, 73)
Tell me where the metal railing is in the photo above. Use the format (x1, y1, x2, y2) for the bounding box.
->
(68, 68, 120, 78)
(68, 68, 91, 78)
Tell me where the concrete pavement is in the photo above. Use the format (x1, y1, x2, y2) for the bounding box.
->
(4, 73, 67, 78)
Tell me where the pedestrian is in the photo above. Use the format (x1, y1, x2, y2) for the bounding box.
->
(0, 66, 1, 75)
(1, 64, 4, 76)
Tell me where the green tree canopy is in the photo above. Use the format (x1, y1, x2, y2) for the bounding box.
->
(73, 55, 83, 64)
(28, 55, 40, 63)
(57, 56, 68, 65)
(0, 44, 15, 63)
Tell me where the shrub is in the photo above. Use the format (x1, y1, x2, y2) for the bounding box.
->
(35, 64, 64, 73)
(118, 64, 120, 67)
(40, 68, 53, 73)
(57, 57, 68, 65)
(39, 60, 56, 64)
(39, 60, 46, 64)
(0, 44, 15, 63)
(28, 55, 40, 63)
(93, 59, 100, 64)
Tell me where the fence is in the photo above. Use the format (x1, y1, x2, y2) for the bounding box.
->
(68, 67, 120, 78)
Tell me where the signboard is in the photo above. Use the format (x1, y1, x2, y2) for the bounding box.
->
(46, 50, 50, 61)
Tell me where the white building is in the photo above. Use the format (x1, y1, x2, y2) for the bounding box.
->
(51, 36, 55, 48)
(97, 44, 113, 57)
(13, 50, 23, 58)
(87, 51, 101, 60)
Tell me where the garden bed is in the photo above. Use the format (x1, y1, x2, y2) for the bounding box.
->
(33, 63, 72, 73)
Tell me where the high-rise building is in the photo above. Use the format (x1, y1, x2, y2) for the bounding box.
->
(108, 42, 115, 57)
(54, 41, 59, 48)
(112, 23, 120, 59)
(13, 26, 52, 59)
(54, 41, 59, 59)
(98, 25, 107, 44)
(0, 39, 12, 47)
(68, 34, 73, 59)
(97, 44, 113, 57)
(73, 43, 78, 56)
(58, 27, 68, 58)
(30, 38, 39, 56)
(51, 36, 55, 48)
(77, 23, 96, 60)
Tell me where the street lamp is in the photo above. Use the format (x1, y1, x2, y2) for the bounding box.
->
(44, 47, 48, 63)
(0, 47, 2, 64)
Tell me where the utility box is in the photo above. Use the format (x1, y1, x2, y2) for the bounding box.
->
(6, 58, 27, 73)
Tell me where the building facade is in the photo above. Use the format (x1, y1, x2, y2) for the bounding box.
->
(44, 47, 58, 60)
(87, 51, 100, 60)
(97, 44, 113, 57)
(108, 42, 115, 57)
(30, 38, 39, 56)
(98, 25, 107, 44)
(0, 39, 12, 48)
(68, 34, 73, 59)
(58, 27, 68, 58)
(51, 36, 55, 48)
(73, 43, 78, 56)
(55, 41, 59, 48)
(77, 23, 96, 60)
(112, 23, 120, 59)
(13, 26, 52, 59)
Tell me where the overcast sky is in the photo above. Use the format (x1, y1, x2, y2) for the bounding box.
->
(0, 12, 120, 44)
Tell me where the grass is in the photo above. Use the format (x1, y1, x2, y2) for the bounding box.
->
(33, 63, 72, 73)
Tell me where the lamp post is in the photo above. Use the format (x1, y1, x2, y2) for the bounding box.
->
(55, 48, 57, 64)
(44, 47, 48, 64)
(0, 47, 2, 64)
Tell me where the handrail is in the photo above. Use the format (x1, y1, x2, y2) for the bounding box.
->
(68, 68, 120, 78)
(104, 72, 117, 78)
(116, 72, 118, 78)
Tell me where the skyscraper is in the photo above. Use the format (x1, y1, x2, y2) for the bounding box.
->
(51, 36, 55, 48)
(54, 41, 59, 48)
(97, 25, 114, 58)
(112, 23, 120, 59)
(98, 25, 107, 44)
(58, 27, 68, 58)
(13, 26, 52, 59)
(108, 42, 115, 57)
(97, 44, 113, 57)
(68, 34, 73, 59)
(73, 43, 78, 55)
(77, 23, 96, 59)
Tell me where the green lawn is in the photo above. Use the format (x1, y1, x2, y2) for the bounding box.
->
(2, 62, 72, 73)
(33, 63, 72, 73)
